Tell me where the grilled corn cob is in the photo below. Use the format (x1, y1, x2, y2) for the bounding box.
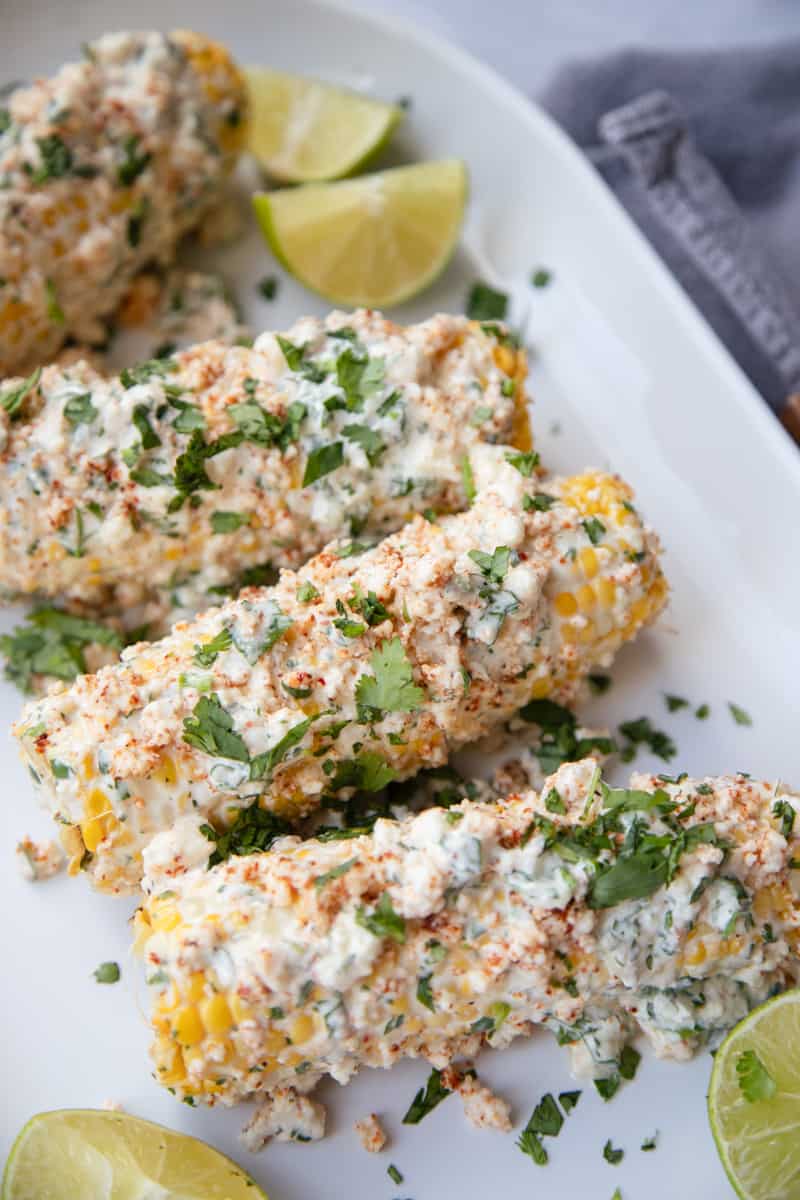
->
(0, 312, 529, 620)
(0, 30, 247, 374)
(15, 452, 666, 893)
(136, 760, 800, 1105)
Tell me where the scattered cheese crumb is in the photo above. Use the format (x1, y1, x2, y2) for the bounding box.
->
(15, 837, 65, 881)
(354, 1113, 387, 1153)
(442, 1065, 512, 1132)
(240, 1087, 326, 1152)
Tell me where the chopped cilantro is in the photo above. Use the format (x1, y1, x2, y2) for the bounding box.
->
(460, 454, 476, 504)
(504, 449, 539, 477)
(120, 357, 174, 389)
(531, 268, 552, 288)
(332, 599, 365, 638)
(129, 466, 172, 488)
(518, 697, 616, 775)
(468, 545, 512, 589)
(335, 346, 385, 409)
(773, 798, 795, 839)
(63, 392, 97, 427)
(728, 702, 752, 727)
(641, 1133, 658, 1151)
(387, 1164, 403, 1185)
(117, 134, 151, 185)
(1, 366, 41, 418)
(343, 423, 385, 465)
(544, 787, 566, 814)
(182, 693, 249, 761)
(126, 195, 149, 247)
(619, 1044, 641, 1080)
(402, 1067, 451, 1124)
(517, 1128, 548, 1166)
(334, 540, 369, 559)
(466, 281, 508, 321)
(313, 857, 357, 890)
(0, 606, 121, 692)
(327, 752, 396, 793)
(210, 510, 250, 534)
(523, 492, 555, 512)
(582, 517, 606, 545)
(416, 974, 435, 1011)
(618, 716, 676, 762)
(170, 401, 205, 433)
(169, 429, 244, 511)
(695, 703, 710, 719)
(303, 441, 344, 486)
(589, 674, 612, 695)
(45, 279, 64, 324)
(297, 581, 320, 603)
(348, 585, 390, 627)
(603, 1139, 624, 1165)
(249, 717, 313, 780)
(199, 802, 292, 867)
(736, 1050, 776, 1102)
(132, 403, 161, 450)
(258, 276, 278, 300)
(32, 133, 72, 182)
(664, 693, 688, 712)
(355, 637, 425, 722)
(558, 1090, 581, 1114)
(193, 628, 232, 667)
(594, 1076, 620, 1102)
(356, 892, 406, 944)
(93, 961, 120, 984)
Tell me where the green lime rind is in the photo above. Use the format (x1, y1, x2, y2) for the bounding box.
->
(708, 988, 800, 1200)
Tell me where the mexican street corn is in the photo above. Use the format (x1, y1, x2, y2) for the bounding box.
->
(15, 452, 666, 892)
(136, 760, 800, 1106)
(0, 312, 529, 620)
(0, 30, 247, 374)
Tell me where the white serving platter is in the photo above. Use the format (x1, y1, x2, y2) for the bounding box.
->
(2, 1, 799, 1196)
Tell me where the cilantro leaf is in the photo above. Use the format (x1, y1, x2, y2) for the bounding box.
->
(211, 510, 250, 534)
(193, 628, 232, 667)
(1, 366, 41, 419)
(736, 1050, 776, 1102)
(466, 281, 508, 321)
(120, 357, 174, 389)
(355, 637, 425, 722)
(93, 961, 120, 984)
(603, 1139, 624, 1165)
(531, 268, 552, 288)
(303, 442, 344, 486)
(416, 973, 435, 1011)
(250, 718, 313, 781)
(335, 347, 385, 410)
(468, 546, 511, 587)
(313, 857, 357, 890)
(182, 694, 249, 762)
(32, 133, 72, 182)
(199, 801, 292, 867)
(664, 693, 688, 712)
(117, 134, 151, 185)
(297, 581, 320, 603)
(327, 752, 397, 793)
(169, 429, 244, 510)
(594, 1076, 620, 1102)
(461, 454, 476, 503)
(132, 403, 161, 450)
(504, 450, 539, 477)
(729, 702, 753, 727)
(582, 517, 606, 545)
(523, 492, 555, 512)
(517, 1128, 548, 1166)
(356, 892, 406, 944)
(558, 1090, 581, 1114)
(402, 1067, 452, 1124)
(527, 1093, 563, 1137)
(343, 423, 385, 466)
(63, 392, 97, 427)
(0, 606, 121, 692)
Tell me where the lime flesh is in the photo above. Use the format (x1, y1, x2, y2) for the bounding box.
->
(245, 67, 403, 183)
(708, 989, 800, 1199)
(2, 1109, 267, 1200)
(254, 158, 468, 309)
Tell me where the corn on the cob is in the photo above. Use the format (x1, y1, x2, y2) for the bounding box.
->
(0, 312, 529, 620)
(135, 760, 800, 1105)
(15, 452, 666, 893)
(0, 30, 247, 375)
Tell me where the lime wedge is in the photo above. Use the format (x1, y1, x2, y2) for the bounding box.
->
(708, 989, 800, 1199)
(245, 68, 403, 182)
(254, 159, 468, 308)
(2, 1109, 267, 1200)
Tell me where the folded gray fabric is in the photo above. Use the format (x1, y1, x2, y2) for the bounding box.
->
(540, 43, 800, 425)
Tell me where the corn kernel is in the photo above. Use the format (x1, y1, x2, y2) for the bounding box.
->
(201, 994, 233, 1036)
(555, 592, 578, 617)
(174, 1005, 205, 1046)
(186, 973, 207, 1003)
(576, 584, 596, 612)
(578, 546, 598, 578)
(596, 578, 616, 608)
(290, 1013, 315, 1045)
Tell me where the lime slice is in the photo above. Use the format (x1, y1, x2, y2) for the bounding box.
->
(254, 159, 468, 308)
(708, 989, 800, 1198)
(245, 68, 403, 182)
(2, 1109, 267, 1200)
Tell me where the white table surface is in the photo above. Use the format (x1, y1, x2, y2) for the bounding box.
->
(355, 0, 800, 97)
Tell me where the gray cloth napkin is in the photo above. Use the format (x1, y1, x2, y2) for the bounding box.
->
(539, 43, 800, 425)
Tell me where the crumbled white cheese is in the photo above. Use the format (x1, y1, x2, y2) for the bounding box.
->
(15, 837, 65, 881)
(354, 1113, 387, 1153)
(240, 1088, 326, 1152)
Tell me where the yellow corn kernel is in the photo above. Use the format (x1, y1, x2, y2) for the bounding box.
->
(629, 596, 652, 627)
(174, 1005, 205, 1046)
(577, 619, 597, 644)
(152, 755, 178, 787)
(684, 939, 707, 967)
(576, 584, 596, 612)
(229, 994, 255, 1025)
(157, 1045, 187, 1086)
(201, 994, 233, 1036)
(151, 906, 181, 934)
(290, 1013, 315, 1045)
(81, 818, 105, 853)
(596, 578, 617, 608)
(81, 752, 95, 780)
(186, 973, 207, 1003)
(528, 676, 551, 699)
(555, 592, 578, 617)
(578, 546, 598, 578)
(85, 788, 109, 819)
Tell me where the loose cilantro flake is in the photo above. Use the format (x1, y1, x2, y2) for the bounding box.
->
(736, 1050, 776, 1102)
(461, 454, 476, 504)
(619, 1044, 641, 1080)
(0, 606, 121, 692)
(132, 404, 161, 450)
(603, 1139, 624, 1165)
(589, 674, 612, 695)
(558, 1090, 581, 1114)
(343, 423, 385, 466)
(117, 134, 151, 185)
(169, 429, 244, 511)
(523, 492, 555, 512)
(641, 1132, 658, 1151)
(93, 961, 120, 984)
(249, 717, 313, 781)
(402, 1067, 451, 1124)
(531, 268, 552, 288)
(729, 702, 753, 727)
(297, 581, 320, 603)
(258, 276, 278, 300)
(416, 973, 435, 1011)
(468, 546, 511, 587)
(355, 637, 425, 722)
(466, 281, 508, 321)
(517, 1128, 548, 1166)
(664, 693, 688, 712)
(313, 857, 357, 890)
(594, 1076, 620, 1102)
(618, 716, 676, 762)
(120, 358, 174, 389)
(327, 752, 397, 793)
(356, 892, 406, 944)
(387, 1165, 403, 1185)
(32, 133, 72, 182)
(45, 279, 64, 324)
(193, 628, 232, 667)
